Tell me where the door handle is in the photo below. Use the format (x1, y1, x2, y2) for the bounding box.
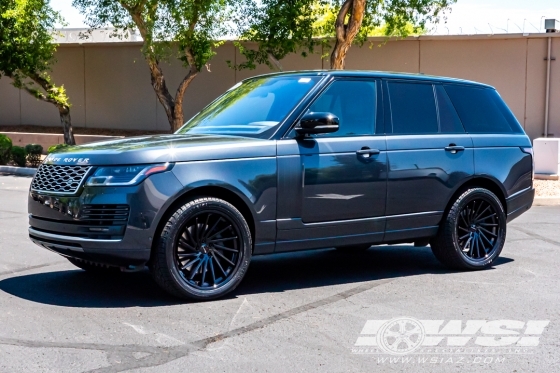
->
(444, 144, 465, 154)
(356, 148, 380, 157)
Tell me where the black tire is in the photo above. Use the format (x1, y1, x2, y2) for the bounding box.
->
(430, 188, 506, 270)
(151, 197, 252, 301)
(67, 257, 121, 273)
(335, 244, 371, 252)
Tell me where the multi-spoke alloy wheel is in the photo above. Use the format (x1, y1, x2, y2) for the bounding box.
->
(152, 197, 252, 300)
(456, 198, 501, 261)
(431, 188, 506, 270)
(175, 211, 242, 290)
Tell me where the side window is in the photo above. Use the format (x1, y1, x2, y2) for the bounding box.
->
(435, 85, 465, 133)
(388, 82, 438, 134)
(443, 85, 524, 133)
(307, 80, 376, 136)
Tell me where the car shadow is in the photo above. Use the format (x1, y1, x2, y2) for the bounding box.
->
(0, 245, 513, 308)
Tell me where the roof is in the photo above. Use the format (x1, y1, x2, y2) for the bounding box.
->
(250, 70, 494, 89)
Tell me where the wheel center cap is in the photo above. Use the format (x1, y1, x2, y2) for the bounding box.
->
(469, 225, 477, 232)
(200, 243, 209, 254)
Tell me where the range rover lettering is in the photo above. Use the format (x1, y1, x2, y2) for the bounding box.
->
(28, 71, 535, 300)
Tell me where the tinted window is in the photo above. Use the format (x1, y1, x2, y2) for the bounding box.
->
(177, 76, 321, 138)
(307, 80, 376, 136)
(388, 82, 438, 134)
(435, 85, 465, 133)
(443, 85, 524, 133)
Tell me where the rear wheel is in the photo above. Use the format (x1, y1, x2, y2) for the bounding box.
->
(431, 188, 506, 270)
(151, 197, 252, 301)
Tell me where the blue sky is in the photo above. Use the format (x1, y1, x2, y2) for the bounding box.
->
(51, 0, 559, 35)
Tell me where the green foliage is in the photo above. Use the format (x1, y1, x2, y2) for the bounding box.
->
(25, 143, 43, 167)
(312, 2, 426, 40)
(0, 0, 71, 110)
(235, 0, 452, 69)
(72, 0, 236, 72)
(0, 134, 12, 165)
(10, 146, 27, 167)
(47, 143, 71, 154)
(231, 0, 321, 70)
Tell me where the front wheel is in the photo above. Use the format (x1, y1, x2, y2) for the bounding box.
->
(430, 188, 506, 270)
(151, 197, 252, 301)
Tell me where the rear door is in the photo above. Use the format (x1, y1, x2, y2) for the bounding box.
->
(443, 84, 533, 202)
(384, 81, 474, 241)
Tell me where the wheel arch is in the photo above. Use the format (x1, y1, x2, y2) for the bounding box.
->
(148, 185, 256, 264)
(443, 176, 508, 220)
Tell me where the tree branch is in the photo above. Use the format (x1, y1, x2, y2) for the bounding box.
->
(268, 53, 283, 71)
(335, 0, 353, 42)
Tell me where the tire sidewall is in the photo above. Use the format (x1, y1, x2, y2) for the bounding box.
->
(164, 199, 252, 299)
(449, 189, 506, 269)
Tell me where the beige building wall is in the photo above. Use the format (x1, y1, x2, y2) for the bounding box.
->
(0, 34, 558, 140)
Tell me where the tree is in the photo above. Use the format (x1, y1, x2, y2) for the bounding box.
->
(236, 0, 452, 70)
(73, 0, 239, 132)
(231, 0, 321, 72)
(326, 0, 454, 69)
(0, 0, 76, 145)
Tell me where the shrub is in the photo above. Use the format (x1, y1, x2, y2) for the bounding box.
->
(47, 144, 69, 154)
(25, 144, 43, 167)
(10, 146, 27, 167)
(0, 134, 12, 165)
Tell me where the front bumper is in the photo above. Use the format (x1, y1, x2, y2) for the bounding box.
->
(506, 187, 535, 222)
(28, 171, 184, 267)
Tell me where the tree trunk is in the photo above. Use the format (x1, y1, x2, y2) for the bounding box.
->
(330, 0, 367, 70)
(58, 106, 76, 145)
(146, 59, 176, 133)
(172, 66, 199, 132)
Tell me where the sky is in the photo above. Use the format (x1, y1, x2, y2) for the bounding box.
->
(51, 0, 560, 35)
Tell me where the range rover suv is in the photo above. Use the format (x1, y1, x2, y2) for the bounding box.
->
(28, 71, 534, 300)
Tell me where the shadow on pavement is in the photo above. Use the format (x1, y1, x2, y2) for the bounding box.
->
(0, 245, 513, 308)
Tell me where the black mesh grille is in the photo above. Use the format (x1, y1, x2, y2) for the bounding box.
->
(31, 164, 92, 194)
(79, 205, 130, 226)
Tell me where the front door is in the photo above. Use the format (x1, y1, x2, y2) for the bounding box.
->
(276, 79, 388, 251)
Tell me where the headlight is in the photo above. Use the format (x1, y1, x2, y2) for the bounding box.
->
(86, 163, 174, 186)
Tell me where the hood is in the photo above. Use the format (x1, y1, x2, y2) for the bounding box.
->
(43, 134, 277, 166)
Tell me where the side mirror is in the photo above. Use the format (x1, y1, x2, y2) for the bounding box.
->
(295, 112, 339, 135)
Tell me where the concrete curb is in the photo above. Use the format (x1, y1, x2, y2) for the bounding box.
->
(0, 166, 37, 176)
(534, 197, 560, 206)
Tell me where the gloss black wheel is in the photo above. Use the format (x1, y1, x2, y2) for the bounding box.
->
(152, 197, 252, 300)
(174, 210, 242, 290)
(431, 188, 506, 270)
(456, 198, 502, 261)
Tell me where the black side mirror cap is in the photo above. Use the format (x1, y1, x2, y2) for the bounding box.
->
(295, 112, 340, 135)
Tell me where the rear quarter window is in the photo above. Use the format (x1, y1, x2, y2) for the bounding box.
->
(443, 84, 524, 134)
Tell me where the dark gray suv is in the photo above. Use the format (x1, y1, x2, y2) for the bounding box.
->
(28, 71, 534, 300)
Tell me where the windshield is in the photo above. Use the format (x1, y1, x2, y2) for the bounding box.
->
(176, 75, 322, 138)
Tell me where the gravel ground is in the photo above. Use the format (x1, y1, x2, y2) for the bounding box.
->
(534, 179, 560, 197)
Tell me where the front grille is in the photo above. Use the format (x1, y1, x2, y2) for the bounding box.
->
(31, 164, 92, 194)
(80, 204, 130, 226)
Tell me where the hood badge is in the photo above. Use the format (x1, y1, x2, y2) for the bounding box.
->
(45, 156, 90, 164)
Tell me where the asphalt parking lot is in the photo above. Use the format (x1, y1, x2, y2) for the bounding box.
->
(0, 175, 558, 373)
